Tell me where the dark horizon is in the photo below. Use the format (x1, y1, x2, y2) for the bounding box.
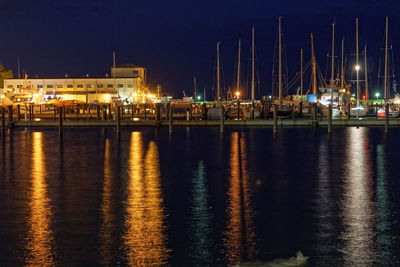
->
(1, 0, 400, 97)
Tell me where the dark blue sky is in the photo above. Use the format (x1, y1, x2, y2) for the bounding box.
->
(0, 0, 399, 97)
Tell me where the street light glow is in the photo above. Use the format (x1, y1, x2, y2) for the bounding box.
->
(355, 65, 360, 71)
(235, 91, 240, 97)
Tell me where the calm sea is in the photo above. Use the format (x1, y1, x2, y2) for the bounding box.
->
(0, 127, 399, 266)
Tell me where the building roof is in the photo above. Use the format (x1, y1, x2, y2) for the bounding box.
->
(114, 63, 145, 69)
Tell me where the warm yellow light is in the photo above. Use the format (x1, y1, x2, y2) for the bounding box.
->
(133, 117, 140, 121)
(355, 65, 360, 71)
(235, 91, 240, 97)
(34, 118, 41, 121)
(104, 94, 111, 101)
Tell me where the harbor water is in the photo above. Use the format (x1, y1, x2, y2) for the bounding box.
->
(0, 127, 399, 266)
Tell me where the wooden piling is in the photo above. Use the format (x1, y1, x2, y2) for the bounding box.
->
(346, 103, 351, 120)
(168, 104, 173, 134)
(189, 105, 193, 120)
(291, 105, 295, 120)
(1, 107, 5, 132)
(220, 106, 225, 133)
(313, 103, 318, 127)
(273, 105, 277, 134)
(108, 104, 112, 120)
(201, 103, 207, 120)
(144, 103, 147, 120)
(96, 105, 100, 120)
(58, 106, 63, 134)
(17, 105, 20, 121)
(251, 100, 255, 120)
(116, 106, 121, 134)
(8, 105, 13, 128)
(102, 105, 107, 120)
(30, 105, 34, 121)
(237, 99, 240, 120)
(53, 104, 57, 120)
(385, 103, 389, 134)
(328, 104, 332, 133)
(156, 104, 161, 121)
(76, 105, 79, 120)
(299, 101, 303, 117)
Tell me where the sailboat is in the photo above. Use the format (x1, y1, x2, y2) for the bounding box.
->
(377, 17, 400, 118)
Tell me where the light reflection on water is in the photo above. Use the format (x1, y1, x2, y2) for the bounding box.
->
(99, 138, 114, 264)
(189, 160, 213, 265)
(224, 132, 256, 265)
(340, 127, 376, 266)
(1, 128, 400, 265)
(123, 132, 169, 266)
(26, 132, 55, 266)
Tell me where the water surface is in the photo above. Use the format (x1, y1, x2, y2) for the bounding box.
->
(0, 127, 399, 266)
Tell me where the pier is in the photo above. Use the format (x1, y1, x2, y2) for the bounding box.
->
(0, 102, 397, 130)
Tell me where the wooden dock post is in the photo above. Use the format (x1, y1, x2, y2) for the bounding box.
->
(108, 104, 112, 120)
(168, 104, 173, 134)
(144, 103, 147, 120)
(76, 105, 79, 120)
(220, 106, 225, 133)
(291, 105, 295, 120)
(251, 100, 255, 120)
(299, 101, 303, 117)
(385, 103, 389, 134)
(17, 105, 20, 121)
(30, 105, 34, 121)
(96, 105, 100, 120)
(237, 99, 240, 120)
(156, 103, 161, 121)
(1, 107, 5, 132)
(131, 104, 135, 120)
(189, 105, 193, 120)
(53, 104, 57, 120)
(328, 104, 332, 133)
(116, 106, 121, 134)
(201, 103, 207, 120)
(102, 105, 107, 120)
(58, 106, 63, 134)
(346, 103, 350, 120)
(313, 103, 318, 127)
(273, 105, 277, 134)
(8, 105, 13, 128)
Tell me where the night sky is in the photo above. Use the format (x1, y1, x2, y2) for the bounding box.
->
(0, 0, 400, 97)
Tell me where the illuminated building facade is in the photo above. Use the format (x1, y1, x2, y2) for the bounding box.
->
(3, 64, 150, 104)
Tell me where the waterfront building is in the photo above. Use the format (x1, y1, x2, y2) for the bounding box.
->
(3, 64, 153, 104)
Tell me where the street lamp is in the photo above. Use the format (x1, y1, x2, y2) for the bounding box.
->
(355, 64, 360, 119)
(235, 91, 240, 99)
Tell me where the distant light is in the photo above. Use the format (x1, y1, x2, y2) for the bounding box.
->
(375, 92, 380, 97)
(197, 95, 201, 100)
(34, 118, 41, 121)
(352, 94, 356, 97)
(268, 95, 272, 99)
(133, 117, 139, 121)
(355, 65, 360, 71)
(362, 94, 366, 100)
(235, 91, 240, 97)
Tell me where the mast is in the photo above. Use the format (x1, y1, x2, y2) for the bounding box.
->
(194, 76, 197, 103)
(217, 42, 220, 105)
(330, 20, 335, 103)
(251, 27, 255, 101)
(341, 38, 344, 89)
(17, 58, 20, 79)
(356, 18, 359, 107)
(311, 33, 317, 95)
(364, 44, 368, 103)
(113, 51, 117, 97)
(236, 39, 241, 95)
(300, 48, 303, 96)
(384, 16, 389, 101)
(203, 88, 206, 101)
(278, 17, 282, 107)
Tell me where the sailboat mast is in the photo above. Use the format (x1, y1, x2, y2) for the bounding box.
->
(17, 58, 20, 79)
(330, 20, 335, 103)
(300, 48, 303, 97)
(341, 38, 344, 89)
(356, 18, 359, 107)
(330, 20, 335, 86)
(237, 39, 241, 95)
(364, 44, 368, 102)
(251, 27, 255, 101)
(278, 17, 282, 107)
(384, 16, 389, 101)
(194, 76, 197, 103)
(311, 33, 317, 95)
(217, 42, 220, 105)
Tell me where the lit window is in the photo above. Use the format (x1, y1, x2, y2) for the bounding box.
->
(107, 84, 113, 88)
(127, 84, 133, 88)
(77, 84, 83, 88)
(117, 84, 123, 88)
(57, 85, 63, 88)
(17, 85, 23, 88)
(97, 84, 103, 88)
(87, 84, 94, 88)
(67, 84, 73, 88)
(7, 85, 13, 88)
(47, 85, 53, 88)
(37, 85, 43, 88)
